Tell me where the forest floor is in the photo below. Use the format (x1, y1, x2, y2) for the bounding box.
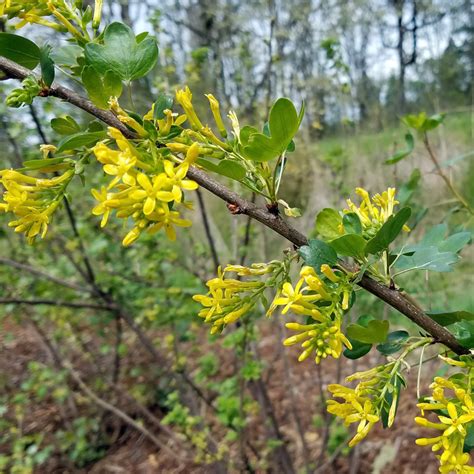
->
(1, 315, 442, 474)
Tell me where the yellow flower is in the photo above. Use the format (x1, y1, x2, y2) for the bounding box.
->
(272, 279, 322, 317)
(0, 168, 73, 243)
(205, 94, 227, 137)
(93, 142, 137, 189)
(162, 161, 198, 202)
(270, 264, 354, 364)
(327, 384, 380, 447)
(131, 172, 174, 215)
(147, 207, 192, 241)
(344, 187, 410, 237)
(284, 319, 352, 363)
(415, 371, 474, 473)
(91, 187, 111, 227)
(176, 87, 203, 130)
(192, 265, 267, 334)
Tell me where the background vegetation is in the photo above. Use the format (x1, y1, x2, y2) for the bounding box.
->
(0, 0, 472, 472)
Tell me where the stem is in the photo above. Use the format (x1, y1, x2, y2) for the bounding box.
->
(423, 133, 473, 214)
(0, 56, 468, 356)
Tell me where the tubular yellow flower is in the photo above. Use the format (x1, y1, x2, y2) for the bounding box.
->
(92, 0, 102, 29)
(344, 187, 410, 237)
(91, 187, 111, 227)
(192, 263, 278, 334)
(327, 383, 380, 447)
(0, 168, 73, 243)
(271, 264, 354, 364)
(284, 318, 352, 363)
(415, 368, 474, 474)
(205, 94, 227, 138)
(90, 128, 197, 245)
(176, 87, 203, 130)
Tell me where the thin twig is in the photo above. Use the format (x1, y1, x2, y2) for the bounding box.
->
(0, 55, 467, 355)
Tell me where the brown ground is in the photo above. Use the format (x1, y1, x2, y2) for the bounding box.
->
(0, 316, 441, 474)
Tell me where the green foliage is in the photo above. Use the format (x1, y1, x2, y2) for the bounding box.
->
(241, 98, 303, 162)
(329, 233, 366, 259)
(153, 93, 174, 119)
(385, 133, 414, 165)
(0, 33, 40, 69)
(299, 239, 338, 272)
(426, 310, 474, 327)
(85, 22, 158, 82)
(197, 158, 246, 181)
(57, 130, 107, 153)
(402, 112, 445, 133)
(448, 321, 474, 349)
(39, 45, 55, 87)
(315, 208, 342, 240)
(81, 66, 122, 108)
(376, 330, 410, 355)
(346, 318, 389, 344)
(365, 207, 411, 255)
(394, 224, 471, 274)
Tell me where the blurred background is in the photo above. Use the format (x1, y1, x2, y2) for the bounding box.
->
(0, 0, 473, 472)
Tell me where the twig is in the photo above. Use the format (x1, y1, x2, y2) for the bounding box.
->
(0, 55, 467, 355)
(0, 257, 91, 294)
(0, 298, 113, 310)
(196, 188, 219, 270)
(423, 133, 473, 214)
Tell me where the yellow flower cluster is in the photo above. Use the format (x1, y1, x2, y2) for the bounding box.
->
(174, 87, 229, 149)
(2, 0, 84, 39)
(0, 168, 74, 243)
(415, 366, 474, 474)
(344, 187, 410, 237)
(91, 127, 199, 246)
(192, 263, 278, 334)
(272, 264, 353, 363)
(326, 364, 397, 447)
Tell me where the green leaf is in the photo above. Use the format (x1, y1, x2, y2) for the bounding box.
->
(0, 33, 41, 69)
(82, 66, 122, 109)
(380, 374, 403, 428)
(395, 246, 460, 273)
(197, 159, 246, 181)
(329, 234, 366, 259)
(448, 320, 474, 349)
(347, 319, 389, 344)
(343, 338, 372, 359)
(342, 212, 362, 234)
(51, 116, 81, 135)
(57, 131, 107, 153)
(376, 330, 409, 355)
(402, 112, 445, 133)
(464, 423, 474, 452)
(385, 133, 414, 165)
(39, 45, 55, 87)
(242, 98, 303, 162)
(397, 168, 421, 205)
(298, 239, 338, 273)
(365, 207, 411, 254)
(427, 310, 474, 327)
(85, 22, 159, 82)
(315, 208, 342, 240)
(153, 93, 174, 120)
(50, 44, 82, 68)
(438, 232, 472, 253)
(23, 157, 65, 170)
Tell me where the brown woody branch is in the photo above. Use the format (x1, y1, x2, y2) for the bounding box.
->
(0, 55, 468, 355)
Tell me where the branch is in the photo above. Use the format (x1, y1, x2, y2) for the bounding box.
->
(0, 298, 113, 310)
(0, 55, 468, 355)
(0, 257, 91, 293)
